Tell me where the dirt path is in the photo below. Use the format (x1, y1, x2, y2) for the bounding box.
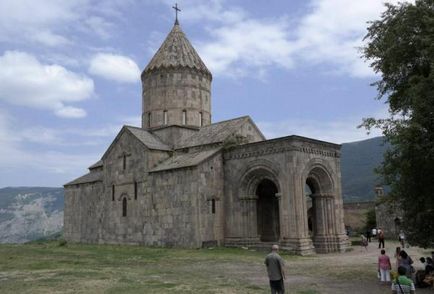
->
(275, 241, 433, 294)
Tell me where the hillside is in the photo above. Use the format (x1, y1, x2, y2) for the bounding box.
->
(0, 187, 63, 243)
(341, 136, 389, 202)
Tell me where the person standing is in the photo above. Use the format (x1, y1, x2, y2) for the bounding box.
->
(399, 250, 414, 277)
(366, 229, 372, 242)
(378, 249, 392, 283)
(399, 230, 406, 248)
(395, 247, 402, 270)
(265, 244, 285, 294)
(391, 266, 415, 294)
(378, 228, 385, 249)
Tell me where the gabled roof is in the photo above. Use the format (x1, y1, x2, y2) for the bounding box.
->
(143, 24, 211, 76)
(64, 171, 103, 186)
(88, 160, 103, 170)
(150, 148, 221, 173)
(101, 125, 171, 160)
(125, 126, 171, 151)
(175, 116, 265, 149)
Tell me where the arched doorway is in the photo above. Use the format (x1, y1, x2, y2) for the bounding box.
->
(256, 179, 280, 242)
(304, 165, 335, 251)
(305, 183, 314, 236)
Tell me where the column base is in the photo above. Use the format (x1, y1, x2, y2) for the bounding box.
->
(313, 234, 350, 253)
(281, 237, 315, 255)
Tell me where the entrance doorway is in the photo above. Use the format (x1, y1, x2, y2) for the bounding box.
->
(256, 179, 280, 242)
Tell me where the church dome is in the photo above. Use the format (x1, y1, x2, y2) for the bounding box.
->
(143, 23, 211, 77)
(141, 22, 212, 131)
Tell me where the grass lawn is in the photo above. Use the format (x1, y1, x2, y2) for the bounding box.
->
(0, 240, 432, 293)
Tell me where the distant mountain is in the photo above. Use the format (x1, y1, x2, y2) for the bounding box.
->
(341, 136, 389, 202)
(0, 187, 63, 243)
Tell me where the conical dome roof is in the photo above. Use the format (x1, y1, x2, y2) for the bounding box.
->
(144, 24, 211, 76)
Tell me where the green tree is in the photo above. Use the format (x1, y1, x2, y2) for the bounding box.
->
(365, 209, 377, 232)
(361, 0, 434, 247)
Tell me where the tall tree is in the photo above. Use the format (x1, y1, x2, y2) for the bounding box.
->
(361, 0, 434, 247)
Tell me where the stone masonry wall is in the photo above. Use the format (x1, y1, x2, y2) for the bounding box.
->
(64, 181, 103, 243)
(142, 68, 211, 129)
(145, 168, 200, 247)
(99, 130, 156, 244)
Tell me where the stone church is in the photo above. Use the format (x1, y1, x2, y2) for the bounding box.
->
(64, 18, 349, 254)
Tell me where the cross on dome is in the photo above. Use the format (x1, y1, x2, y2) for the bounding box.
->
(172, 3, 181, 25)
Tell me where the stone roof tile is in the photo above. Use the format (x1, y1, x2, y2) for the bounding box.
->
(150, 148, 221, 172)
(175, 116, 250, 149)
(143, 24, 211, 76)
(64, 171, 103, 186)
(88, 160, 103, 170)
(126, 126, 172, 151)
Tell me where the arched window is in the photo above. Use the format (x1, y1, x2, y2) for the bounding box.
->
(148, 112, 152, 128)
(199, 112, 203, 127)
(112, 185, 115, 201)
(211, 199, 216, 214)
(182, 110, 186, 125)
(163, 110, 168, 125)
(123, 154, 126, 170)
(122, 198, 127, 217)
(134, 181, 138, 200)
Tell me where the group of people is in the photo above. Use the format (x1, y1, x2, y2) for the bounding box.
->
(262, 242, 433, 294)
(378, 246, 434, 293)
(361, 227, 386, 250)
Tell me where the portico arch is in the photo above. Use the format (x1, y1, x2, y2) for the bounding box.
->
(237, 162, 282, 243)
(303, 162, 338, 252)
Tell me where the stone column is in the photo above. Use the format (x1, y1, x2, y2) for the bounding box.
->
(239, 195, 259, 246)
(275, 192, 282, 241)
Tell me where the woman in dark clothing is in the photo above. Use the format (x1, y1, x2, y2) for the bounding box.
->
(399, 250, 414, 277)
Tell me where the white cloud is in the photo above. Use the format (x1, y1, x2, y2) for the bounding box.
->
(0, 0, 86, 46)
(0, 51, 94, 118)
(89, 53, 141, 83)
(291, 0, 396, 78)
(0, 111, 101, 187)
(54, 106, 87, 118)
(0, 0, 133, 46)
(84, 16, 114, 39)
(198, 19, 295, 77)
(179, 0, 409, 78)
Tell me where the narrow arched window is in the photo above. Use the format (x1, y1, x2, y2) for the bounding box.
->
(123, 154, 126, 170)
(211, 199, 216, 214)
(182, 110, 186, 125)
(148, 112, 152, 128)
(122, 198, 127, 217)
(112, 185, 115, 201)
(134, 181, 138, 200)
(163, 110, 168, 125)
(199, 112, 203, 127)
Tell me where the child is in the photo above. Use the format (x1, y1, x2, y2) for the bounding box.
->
(361, 234, 368, 251)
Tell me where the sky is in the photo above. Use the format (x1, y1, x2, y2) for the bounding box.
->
(0, 0, 399, 187)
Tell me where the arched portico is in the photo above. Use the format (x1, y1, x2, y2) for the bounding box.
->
(256, 179, 280, 242)
(233, 162, 282, 246)
(303, 163, 343, 253)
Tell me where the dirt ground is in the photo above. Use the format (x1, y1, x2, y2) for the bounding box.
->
(266, 240, 434, 294)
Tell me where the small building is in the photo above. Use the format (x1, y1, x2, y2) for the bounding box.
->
(64, 18, 349, 254)
(375, 186, 403, 239)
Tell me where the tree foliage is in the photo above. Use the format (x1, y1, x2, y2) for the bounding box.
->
(361, 0, 434, 247)
(365, 208, 377, 231)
